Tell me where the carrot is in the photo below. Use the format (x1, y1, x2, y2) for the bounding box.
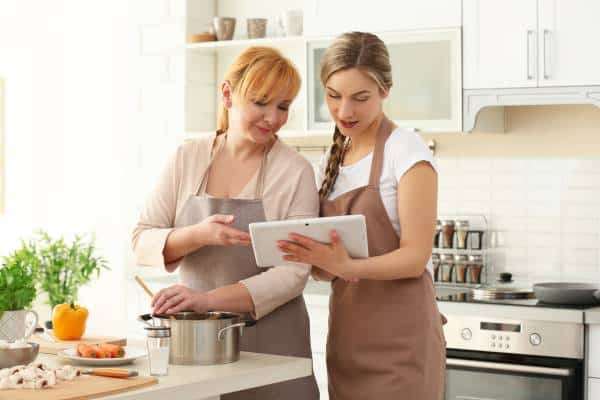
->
(91, 344, 109, 358)
(99, 343, 125, 358)
(77, 343, 97, 358)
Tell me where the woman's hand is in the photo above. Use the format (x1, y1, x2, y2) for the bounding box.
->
(278, 230, 358, 281)
(196, 214, 251, 247)
(151, 284, 209, 315)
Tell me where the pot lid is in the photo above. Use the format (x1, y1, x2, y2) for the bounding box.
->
(470, 287, 535, 300)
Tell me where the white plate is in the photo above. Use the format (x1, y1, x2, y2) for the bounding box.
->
(58, 346, 147, 366)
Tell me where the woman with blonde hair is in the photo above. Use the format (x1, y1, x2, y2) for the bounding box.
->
(132, 46, 319, 400)
(278, 32, 446, 399)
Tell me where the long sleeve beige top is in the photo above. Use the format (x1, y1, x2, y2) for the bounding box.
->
(131, 134, 319, 319)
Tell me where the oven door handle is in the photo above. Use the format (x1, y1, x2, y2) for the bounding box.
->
(447, 358, 573, 377)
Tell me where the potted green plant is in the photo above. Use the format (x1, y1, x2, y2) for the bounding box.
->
(34, 231, 109, 309)
(0, 240, 39, 341)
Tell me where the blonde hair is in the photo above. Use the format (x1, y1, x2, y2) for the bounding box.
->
(319, 32, 392, 201)
(217, 46, 301, 133)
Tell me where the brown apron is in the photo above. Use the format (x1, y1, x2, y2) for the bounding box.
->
(321, 118, 446, 400)
(174, 135, 319, 400)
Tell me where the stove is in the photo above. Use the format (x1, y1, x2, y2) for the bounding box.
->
(436, 286, 596, 309)
(437, 286, 586, 400)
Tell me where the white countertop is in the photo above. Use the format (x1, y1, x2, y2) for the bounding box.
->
(37, 350, 312, 400)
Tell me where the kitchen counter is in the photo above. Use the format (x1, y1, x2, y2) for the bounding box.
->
(35, 349, 312, 400)
(304, 279, 591, 324)
(584, 307, 600, 324)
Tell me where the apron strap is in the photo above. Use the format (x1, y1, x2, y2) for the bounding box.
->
(368, 117, 395, 187)
(254, 147, 268, 199)
(196, 132, 270, 199)
(195, 132, 227, 196)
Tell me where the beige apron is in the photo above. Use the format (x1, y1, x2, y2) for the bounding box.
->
(174, 135, 319, 400)
(321, 118, 446, 400)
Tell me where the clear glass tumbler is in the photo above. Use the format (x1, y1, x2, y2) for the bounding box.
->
(145, 326, 171, 376)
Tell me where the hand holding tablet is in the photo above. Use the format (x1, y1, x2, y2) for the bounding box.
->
(249, 215, 368, 267)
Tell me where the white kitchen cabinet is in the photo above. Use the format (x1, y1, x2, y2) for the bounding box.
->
(463, 0, 600, 90)
(589, 378, 600, 400)
(462, 0, 538, 89)
(307, 29, 462, 132)
(537, 0, 600, 87)
(305, 292, 330, 400)
(304, 0, 461, 37)
(587, 325, 600, 378)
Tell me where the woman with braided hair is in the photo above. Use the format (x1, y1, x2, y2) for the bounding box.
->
(278, 32, 445, 399)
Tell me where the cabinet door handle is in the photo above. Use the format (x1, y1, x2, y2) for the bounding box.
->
(526, 30, 535, 80)
(543, 29, 551, 79)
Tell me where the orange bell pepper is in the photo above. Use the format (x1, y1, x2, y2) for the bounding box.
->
(52, 303, 88, 340)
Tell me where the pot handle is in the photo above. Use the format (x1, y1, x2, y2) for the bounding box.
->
(217, 320, 256, 341)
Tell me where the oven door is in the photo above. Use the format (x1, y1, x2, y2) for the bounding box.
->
(445, 350, 583, 400)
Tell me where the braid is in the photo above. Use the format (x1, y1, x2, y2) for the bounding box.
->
(319, 127, 346, 201)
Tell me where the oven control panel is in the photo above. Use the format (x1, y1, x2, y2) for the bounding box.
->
(444, 315, 583, 359)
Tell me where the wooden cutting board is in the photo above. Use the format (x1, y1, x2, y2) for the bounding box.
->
(0, 374, 158, 400)
(30, 335, 127, 355)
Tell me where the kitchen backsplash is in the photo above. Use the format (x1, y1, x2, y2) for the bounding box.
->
(298, 147, 600, 285)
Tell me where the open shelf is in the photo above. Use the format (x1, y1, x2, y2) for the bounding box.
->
(186, 36, 304, 50)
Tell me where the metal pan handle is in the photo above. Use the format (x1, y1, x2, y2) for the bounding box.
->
(217, 320, 256, 341)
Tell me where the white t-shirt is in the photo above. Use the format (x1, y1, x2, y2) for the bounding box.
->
(316, 127, 437, 276)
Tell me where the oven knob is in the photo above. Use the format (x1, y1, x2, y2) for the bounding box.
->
(529, 333, 542, 346)
(461, 328, 472, 341)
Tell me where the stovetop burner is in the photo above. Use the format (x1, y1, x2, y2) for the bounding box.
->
(436, 288, 595, 309)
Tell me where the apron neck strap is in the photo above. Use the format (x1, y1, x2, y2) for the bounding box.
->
(196, 132, 269, 199)
(368, 116, 394, 187)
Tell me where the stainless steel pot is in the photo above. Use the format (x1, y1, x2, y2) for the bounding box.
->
(139, 312, 255, 365)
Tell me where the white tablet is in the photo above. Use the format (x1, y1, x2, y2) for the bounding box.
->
(249, 215, 368, 267)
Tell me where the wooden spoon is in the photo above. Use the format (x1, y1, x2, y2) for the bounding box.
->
(134, 275, 176, 321)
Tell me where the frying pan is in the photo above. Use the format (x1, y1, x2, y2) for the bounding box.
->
(533, 282, 600, 305)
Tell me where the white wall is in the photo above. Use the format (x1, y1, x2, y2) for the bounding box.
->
(0, 0, 184, 334)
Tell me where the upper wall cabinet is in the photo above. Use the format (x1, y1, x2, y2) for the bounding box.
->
(308, 30, 462, 132)
(537, 0, 600, 87)
(463, 0, 600, 89)
(304, 0, 461, 36)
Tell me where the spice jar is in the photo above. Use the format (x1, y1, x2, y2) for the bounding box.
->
(145, 326, 171, 376)
(454, 254, 469, 283)
(455, 220, 469, 249)
(468, 230, 485, 250)
(439, 253, 455, 282)
(440, 220, 455, 248)
(431, 253, 441, 282)
(468, 254, 484, 284)
(433, 220, 441, 248)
